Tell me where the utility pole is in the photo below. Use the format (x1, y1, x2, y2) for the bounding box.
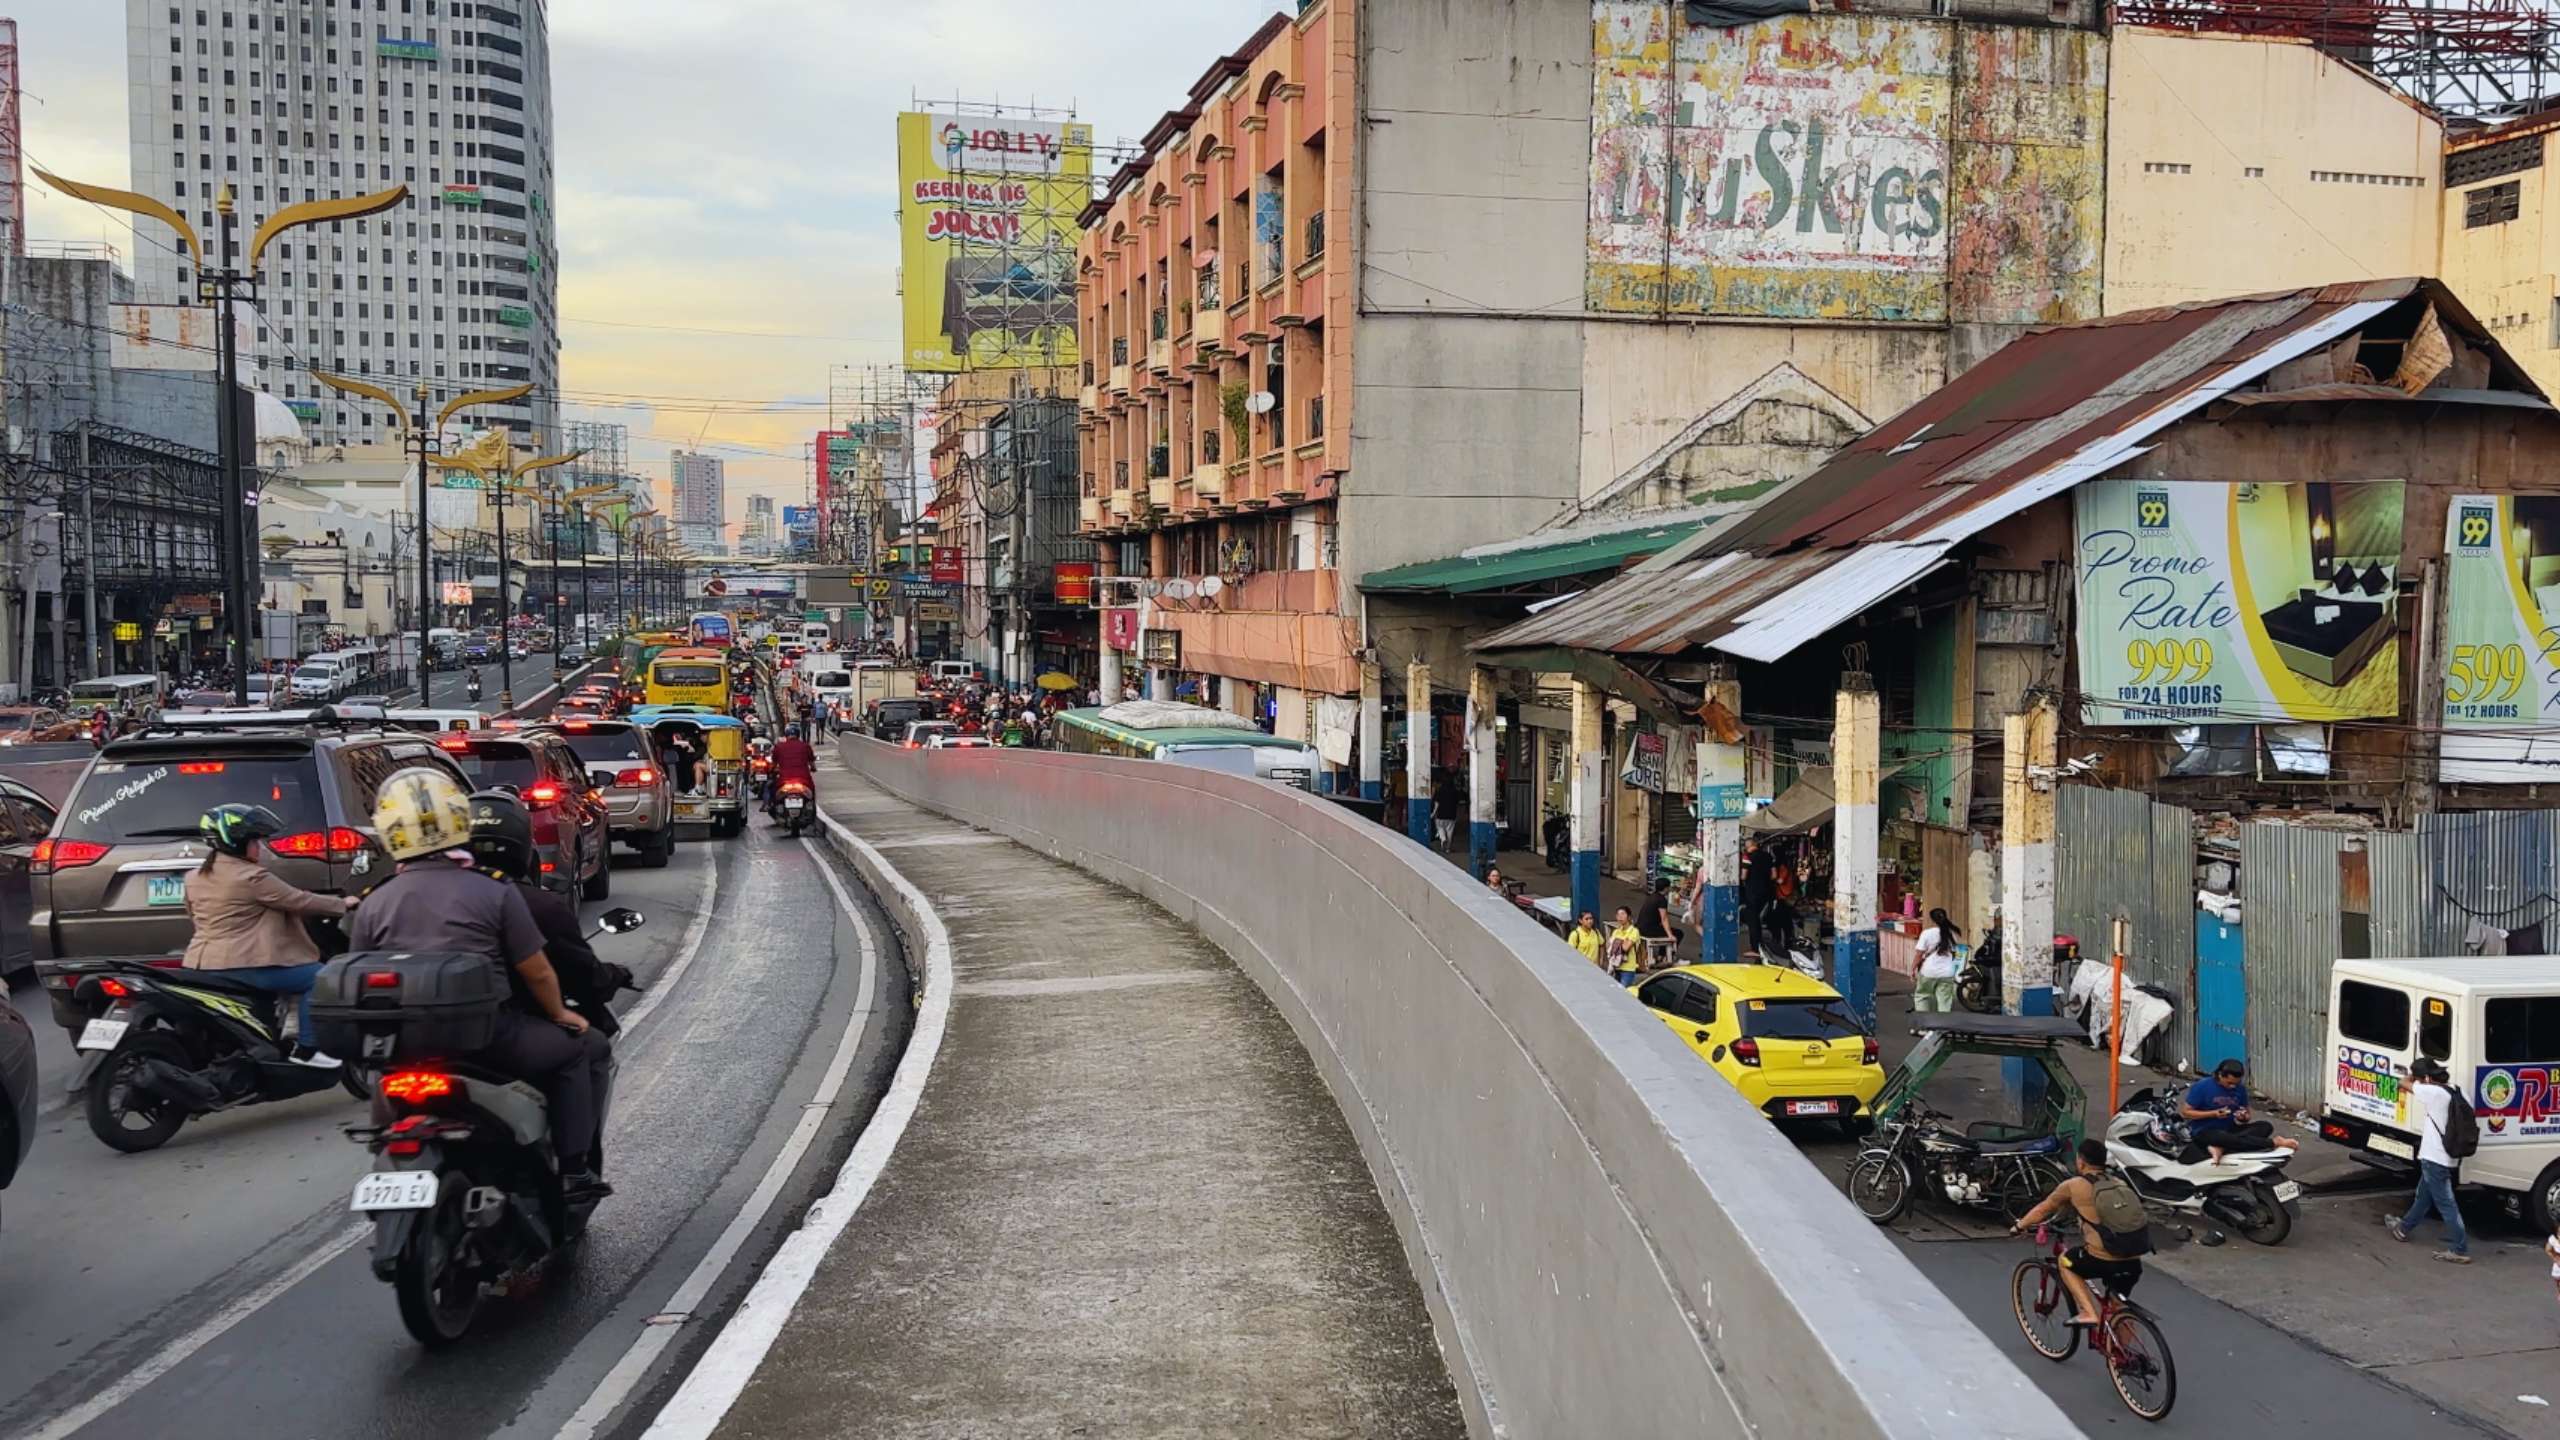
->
(77, 430, 96, 682)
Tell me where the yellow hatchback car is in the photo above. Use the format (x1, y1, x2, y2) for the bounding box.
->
(1632, 963, 1886, 1128)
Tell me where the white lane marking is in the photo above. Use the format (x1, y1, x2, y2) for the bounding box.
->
(636, 802, 955, 1440)
(15, 842, 722, 1440)
(555, 832, 878, 1440)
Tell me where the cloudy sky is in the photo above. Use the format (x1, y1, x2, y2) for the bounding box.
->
(13, 0, 1279, 532)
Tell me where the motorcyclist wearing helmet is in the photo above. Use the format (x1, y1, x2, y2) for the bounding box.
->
(348, 768, 608, 1195)
(766, 722, 816, 819)
(461, 789, 632, 1038)
(181, 803, 360, 1066)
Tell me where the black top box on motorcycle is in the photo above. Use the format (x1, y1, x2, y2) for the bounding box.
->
(311, 950, 509, 1061)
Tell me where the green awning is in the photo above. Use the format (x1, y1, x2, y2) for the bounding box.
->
(1359, 516, 1712, 596)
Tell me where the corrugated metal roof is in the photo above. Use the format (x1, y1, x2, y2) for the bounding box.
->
(1359, 509, 1723, 596)
(1480, 278, 2536, 662)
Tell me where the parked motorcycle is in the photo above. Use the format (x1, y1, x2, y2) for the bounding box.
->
(1957, 927, 2080, 1014)
(2105, 1087, 2301, 1245)
(1846, 1099, 2072, 1226)
(58, 937, 373, 1154)
(339, 907, 643, 1346)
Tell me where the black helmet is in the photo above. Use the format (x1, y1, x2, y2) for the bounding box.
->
(198, 803, 285, 857)
(463, 788, 537, 880)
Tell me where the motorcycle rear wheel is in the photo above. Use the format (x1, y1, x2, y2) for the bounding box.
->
(2002, 1156, 2073, 1225)
(85, 1033, 191, 1154)
(1846, 1151, 1913, 1224)
(1956, 969, 1998, 1014)
(2212, 1178, 2292, 1246)
(394, 1179, 481, 1347)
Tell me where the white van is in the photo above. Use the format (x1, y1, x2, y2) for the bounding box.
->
(290, 656, 347, 700)
(2319, 956, 2560, 1228)
(799, 621, 830, 649)
(931, 660, 979, 685)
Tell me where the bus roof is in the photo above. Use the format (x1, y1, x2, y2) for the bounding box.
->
(1059, 707, 1310, 751)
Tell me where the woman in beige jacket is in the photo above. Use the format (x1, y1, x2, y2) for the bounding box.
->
(182, 803, 356, 1065)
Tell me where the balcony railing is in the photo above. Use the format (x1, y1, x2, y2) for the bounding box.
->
(1305, 212, 1326, 262)
(1151, 308, 1168, 341)
(1110, 336, 1129, 366)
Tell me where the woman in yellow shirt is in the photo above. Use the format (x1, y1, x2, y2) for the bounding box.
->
(1567, 911, 1606, 969)
(1607, 905, 1646, 988)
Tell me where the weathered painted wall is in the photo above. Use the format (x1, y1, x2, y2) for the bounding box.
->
(2103, 28, 2442, 317)
(2441, 125, 2560, 397)
(1587, 3, 2104, 326)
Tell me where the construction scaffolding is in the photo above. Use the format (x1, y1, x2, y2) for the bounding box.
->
(2114, 0, 2560, 119)
(816, 365, 912, 569)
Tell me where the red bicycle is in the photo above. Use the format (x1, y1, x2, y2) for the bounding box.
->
(2011, 1224, 2178, 1421)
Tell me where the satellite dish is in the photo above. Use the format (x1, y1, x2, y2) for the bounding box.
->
(1139, 579, 1163, 598)
(1163, 578, 1195, 600)
(1198, 574, 1224, 598)
(1245, 391, 1276, 415)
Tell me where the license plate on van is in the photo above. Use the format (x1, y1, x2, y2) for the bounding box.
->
(146, 875, 186, 907)
(2367, 1133, 2415, 1161)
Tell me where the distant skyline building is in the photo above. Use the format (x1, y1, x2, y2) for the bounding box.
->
(671, 448, 724, 555)
(123, 0, 562, 449)
(741, 493, 777, 556)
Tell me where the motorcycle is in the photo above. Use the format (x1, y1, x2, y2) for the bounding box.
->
(1846, 1099, 2072, 1226)
(2105, 1087, 2301, 1245)
(465, 674, 485, 703)
(775, 778, 813, 837)
(1957, 927, 2079, 1014)
(342, 907, 644, 1346)
(57, 921, 373, 1153)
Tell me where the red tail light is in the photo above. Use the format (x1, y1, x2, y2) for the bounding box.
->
(564, 719, 591, 731)
(381, 1071, 458, 1103)
(1862, 1036, 1879, 1066)
(33, 838, 109, 872)
(363, 970, 401, 990)
(540, 860, 557, 873)
(524, 782, 563, 806)
(1730, 1037, 1761, 1067)
(615, 767, 657, 786)
(97, 976, 130, 999)
(176, 761, 227, 775)
(780, 779, 810, 795)
(270, 828, 368, 860)
(436, 734, 473, 752)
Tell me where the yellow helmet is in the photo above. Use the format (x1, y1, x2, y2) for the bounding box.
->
(371, 766, 474, 861)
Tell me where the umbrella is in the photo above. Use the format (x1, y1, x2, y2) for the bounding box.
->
(1036, 672, 1079, 692)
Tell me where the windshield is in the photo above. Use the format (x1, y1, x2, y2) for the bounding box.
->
(446, 744, 541, 792)
(1737, 999, 1867, 1042)
(561, 730, 646, 765)
(61, 756, 326, 843)
(294, 665, 334, 681)
(69, 683, 130, 702)
(654, 663, 723, 687)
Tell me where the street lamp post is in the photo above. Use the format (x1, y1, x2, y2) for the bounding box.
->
(34, 167, 407, 705)
(438, 443, 581, 709)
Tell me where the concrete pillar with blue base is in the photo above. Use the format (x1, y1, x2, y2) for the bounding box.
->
(1832, 674, 1882, 1027)
(1405, 660, 1433, 844)
(1569, 678, 1605, 926)
(1467, 665, 1500, 880)
(1698, 663, 1744, 964)
(2001, 695, 2062, 1118)
(1358, 659, 1384, 802)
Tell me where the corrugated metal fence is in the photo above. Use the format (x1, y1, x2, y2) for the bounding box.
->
(2056, 785, 2198, 1070)
(2238, 824, 2349, 1111)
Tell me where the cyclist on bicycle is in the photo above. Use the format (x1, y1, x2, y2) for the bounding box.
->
(2010, 1138, 2153, 1327)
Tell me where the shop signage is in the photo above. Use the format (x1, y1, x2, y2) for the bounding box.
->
(1622, 729, 1667, 792)
(1104, 607, 1139, 651)
(1054, 560, 1096, 606)
(441, 582, 476, 605)
(1699, 738, 1747, 819)
(2073, 479, 2406, 726)
(917, 602, 957, 621)
(153, 619, 175, 638)
(113, 621, 143, 643)
(378, 37, 439, 61)
(285, 398, 321, 421)
(931, 546, 964, 584)
(497, 305, 533, 328)
(2439, 493, 2560, 780)
(443, 184, 483, 208)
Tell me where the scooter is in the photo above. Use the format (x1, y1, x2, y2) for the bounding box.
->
(1958, 928, 2080, 1013)
(342, 908, 644, 1346)
(466, 674, 485, 704)
(56, 922, 373, 1153)
(775, 777, 813, 837)
(2105, 1087, 2302, 1245)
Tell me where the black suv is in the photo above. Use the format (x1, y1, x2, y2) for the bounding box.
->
(30, 714, 470, 1035)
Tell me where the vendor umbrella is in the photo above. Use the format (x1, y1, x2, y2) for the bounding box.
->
(1036, 671, 1080, 692)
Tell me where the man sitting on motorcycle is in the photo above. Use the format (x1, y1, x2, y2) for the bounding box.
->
(2010, 1138, 2153, 1327)
(466, 666, 485, 702)
(350, 768, 610, 1199)
(766, 723, 816, 818)
(182, 803, 360, 1068)
(462, 789, 633, 1039)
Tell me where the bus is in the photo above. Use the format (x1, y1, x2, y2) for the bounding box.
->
(645, 646, 734, 710)
(688, 611, 735, 648)
(1054, 701, 1318, 790)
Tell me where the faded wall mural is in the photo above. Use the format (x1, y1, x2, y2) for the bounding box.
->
(1587, 2, 2105, 324)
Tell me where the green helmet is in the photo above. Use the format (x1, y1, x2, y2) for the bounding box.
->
(199, 803, 285, 857)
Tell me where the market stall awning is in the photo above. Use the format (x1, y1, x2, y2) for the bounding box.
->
(1744, 759, 1916, 835)
(1360, 512, 1718, 596)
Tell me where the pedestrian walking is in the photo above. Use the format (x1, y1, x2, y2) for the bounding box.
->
(2545, 1213, 2560, 1311)
(1606, 906, 1645, 989)
(1739, 838, 1775, 956)
(1431, 772, 1464, 852)
(2387, 1057, 2473, 1264)
(1567, 911, 1605, 971)
(1914, 907, 1963, 1012)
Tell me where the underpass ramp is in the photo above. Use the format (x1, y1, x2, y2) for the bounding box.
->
(712, 769, 1466, 1438)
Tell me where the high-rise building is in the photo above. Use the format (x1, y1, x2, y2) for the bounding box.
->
(671, 448, 724, 555)
(124, 1, 561, 448)
(741, 493, 777, 555)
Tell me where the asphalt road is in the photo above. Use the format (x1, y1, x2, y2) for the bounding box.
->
(421, 650, 580, 713)
(0, 807, 910, 1440)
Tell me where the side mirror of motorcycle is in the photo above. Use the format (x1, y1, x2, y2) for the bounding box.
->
(599, 908, 645, 934)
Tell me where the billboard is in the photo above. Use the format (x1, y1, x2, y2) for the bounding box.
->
(2439, 494, 2560, 781)
(1586, 4, 2103, 324)
(2074, 480, 2405, 726)
(896, 110, 1092, 372)
(782, 505, 817, 536)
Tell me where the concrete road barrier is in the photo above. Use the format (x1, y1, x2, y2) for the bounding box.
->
(833, 740, 2080, 1440)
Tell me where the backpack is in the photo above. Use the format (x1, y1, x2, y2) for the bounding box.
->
(2088, 1174, 2154, 1256)
(2441, 1086, 2482, 1160)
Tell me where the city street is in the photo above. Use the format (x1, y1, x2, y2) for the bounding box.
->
(0, 817, 910, 1440)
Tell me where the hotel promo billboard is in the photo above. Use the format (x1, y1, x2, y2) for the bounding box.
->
(897, 111, 1092, 373)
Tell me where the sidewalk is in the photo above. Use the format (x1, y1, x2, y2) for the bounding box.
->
(711, 763, 1467, 1439)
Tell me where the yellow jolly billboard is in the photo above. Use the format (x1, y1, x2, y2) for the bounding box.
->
(897, 110, 1092, 373)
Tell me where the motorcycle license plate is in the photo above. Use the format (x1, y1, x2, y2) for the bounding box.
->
(1783, 1099, 1841, 1117)
(146, 874, 187, 907)
(2272, 1179, 2303, 1204)
(785, 797, 807, 811)
(76, 1017, 130, 1052)
(2367, 1133, 2415, 1161)
(350, 1171, 440, 1212)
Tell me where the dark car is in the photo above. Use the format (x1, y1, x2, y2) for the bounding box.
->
(432, 729, 612, 900)
(870, 697, 931, 741)
(462, 640, 495, 663)
(0, 985, 32, 1227)
(0, 778, 60, 983)
(30, 717, 470, 1035)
